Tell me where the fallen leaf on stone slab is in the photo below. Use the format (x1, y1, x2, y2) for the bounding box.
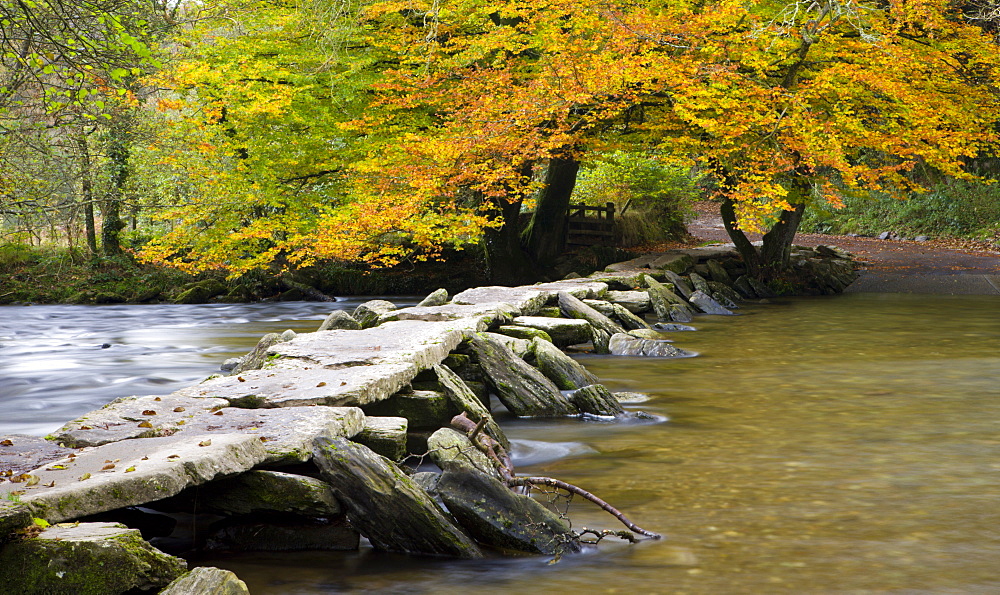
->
(25, 475, 39, 487)
(0, 439, 12, 446)
(214, 411, 224, 416)
(79, 426, 92, 430)
(154, 397, 162, 401)
(125, 466, 136, 473)
(44, 481, 55, 487)
(317, 382, 327, 387)
(138, 421, 153, 428)
(199, 439, 212, 447)
(101, 464, 115, 470)
(173, 407, 185, 412)
(142, 410, 157, 415)
(78, 473, 91, 481)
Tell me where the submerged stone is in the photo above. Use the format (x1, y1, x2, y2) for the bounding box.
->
(0, 521, 186, 595)
(608, 333, 695, 358)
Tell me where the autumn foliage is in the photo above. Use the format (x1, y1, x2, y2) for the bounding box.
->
(139, 0, 1000, 276)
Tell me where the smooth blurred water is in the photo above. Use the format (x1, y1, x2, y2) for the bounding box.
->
(3, 293, 999, 593)
(0, 299, 415, 436)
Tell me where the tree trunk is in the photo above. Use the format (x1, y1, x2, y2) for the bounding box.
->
(720, 196, 762, 276)
(760, 201, 806, 273)
(76, 135, 98, 255)
(482, 195, 536, 285)
(522, 156, 580, 268)
(101, 118, 130, 257)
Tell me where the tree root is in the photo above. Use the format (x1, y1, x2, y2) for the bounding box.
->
(450, 413, 662, 540)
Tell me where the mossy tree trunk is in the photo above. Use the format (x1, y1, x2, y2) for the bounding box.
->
(522, 155, 580, 268)
(101, 115, 131, 257)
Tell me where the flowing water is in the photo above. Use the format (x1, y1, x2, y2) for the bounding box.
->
(2, 293, 999, 593)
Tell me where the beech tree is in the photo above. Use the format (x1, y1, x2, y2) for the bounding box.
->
(141, 0, 1000, 280)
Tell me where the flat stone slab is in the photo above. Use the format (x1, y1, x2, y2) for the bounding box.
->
(511, 316, 592, 347)
(1, 434, 75, 476)
(272, 320, 472, 371)
(1, 433, 267, 522)
(604, 253, 659, 271)
(178, 361, 418, 408)
(451, 286, 551, 314)
(533, 280, 608, 299)
(377, 302, 518, 327)
(52, 394, 230, 448)
(51, 394, 364, 465)
(605, 290, 652, 313)
(0, 521, 186, 594)
(180, 406, 365, 465)
(176, 320, 476, 408)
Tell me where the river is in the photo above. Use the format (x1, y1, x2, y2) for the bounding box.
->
(2, 293, 999, 593)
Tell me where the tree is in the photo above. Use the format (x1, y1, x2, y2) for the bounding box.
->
(139, 0, 1000, 282)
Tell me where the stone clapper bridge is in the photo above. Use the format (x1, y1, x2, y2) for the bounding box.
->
(0, 244, 857, 594)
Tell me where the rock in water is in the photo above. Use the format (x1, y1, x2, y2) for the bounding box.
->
(531, 337, 599, 391)
(353, 300, 397, 328)
(688, 290, 734, 315)
(0, 522, 186, 594)
(468, 333, 576, 417)
(569, 384, 625, 417)
(557, 291, 625, 338)
(643, 275, 695, 323)
(427, 428, 496, 476)
(318, 310, 361, 331)
(434, 364, 508, 448)
(435, 466, 581, 555)
(417, 288, 449, 307)
(160, 567, 250, 595)
(612, 303, 650, 331)
(609, 333, 695, 358)
(311, 437, 483, 558)
(230, 332, 283, 375)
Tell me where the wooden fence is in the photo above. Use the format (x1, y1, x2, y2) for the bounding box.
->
(565, 202, 615, 246)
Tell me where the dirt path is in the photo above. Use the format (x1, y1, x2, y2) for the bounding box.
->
(686, 203, 1000, 295)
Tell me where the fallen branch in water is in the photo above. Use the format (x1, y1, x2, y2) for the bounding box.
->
(450, 412, 662, 540)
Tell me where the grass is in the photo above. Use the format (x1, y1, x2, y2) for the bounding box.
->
(800, 180, 1000, 244)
